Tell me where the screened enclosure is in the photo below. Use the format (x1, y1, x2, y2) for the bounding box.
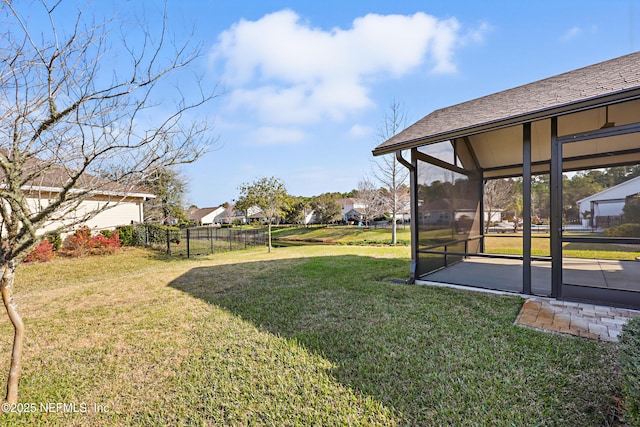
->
(375, 52, 640, 309)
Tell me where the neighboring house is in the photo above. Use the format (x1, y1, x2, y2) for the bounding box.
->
(384, 196, 412, 223)
(23, 182, 155, 234)
(577, 175, 640, 227)
(420, 198, 501, 226)
(484, 209, 503, 223)
(338, 198, 366, 222)
(297, 207, 315, 225)
(340, 196, 411, 223)
(240, 206, 268, 223)
(343, 208, 364, 223)
(9, 159, 155, 236)
(419, 198, 479, 232)
(31, 189, 153, 235)
(189, 206, 226, 225)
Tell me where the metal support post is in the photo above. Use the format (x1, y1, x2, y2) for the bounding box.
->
(523, 122, 532, 295)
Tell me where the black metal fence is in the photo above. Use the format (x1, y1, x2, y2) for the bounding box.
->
(167, 226, 265, 257)
(596, 215, 622, 229)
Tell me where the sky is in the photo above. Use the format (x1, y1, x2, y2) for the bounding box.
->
(18, 0, 640, 207)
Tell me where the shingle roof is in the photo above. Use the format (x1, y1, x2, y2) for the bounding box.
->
(189, 207, 221, 221)
(373, 51, 640, 155)
(0, 153, 154, 198)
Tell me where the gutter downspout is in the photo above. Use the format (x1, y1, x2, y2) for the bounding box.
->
(395, 150, 417, 284)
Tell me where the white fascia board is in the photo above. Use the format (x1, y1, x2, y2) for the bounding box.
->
(7, 184, 156, 200)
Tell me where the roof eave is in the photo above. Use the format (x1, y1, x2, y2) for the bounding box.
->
(372, 87, 640, 156)
(16, 184, 156, 200)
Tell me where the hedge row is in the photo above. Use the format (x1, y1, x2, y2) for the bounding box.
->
(116, 224, 180, 247)
(605, 223, 640, 238)
(619, 317, 640, 425)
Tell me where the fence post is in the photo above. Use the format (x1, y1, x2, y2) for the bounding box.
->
(210, 227, 214, 255)
(229, 228, 233, 251)
(186, 228, 191, 258)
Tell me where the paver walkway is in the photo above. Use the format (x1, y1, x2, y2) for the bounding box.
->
(515, 297, 640, 342)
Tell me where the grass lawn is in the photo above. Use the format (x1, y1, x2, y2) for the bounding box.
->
(485, 234, 640, 260)
(270, 224, 411, 245)
(0, 246, 621, 425)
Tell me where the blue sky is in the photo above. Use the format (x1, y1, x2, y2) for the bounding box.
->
(32, 1, 640, 207)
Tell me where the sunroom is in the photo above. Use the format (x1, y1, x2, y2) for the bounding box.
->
(373, 51, 640, 309)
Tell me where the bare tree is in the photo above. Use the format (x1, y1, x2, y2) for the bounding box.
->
(483, 178, 517, 233)
(0, 1, 217, 403)
(222, 203, 236, 224)
(373, 100, 409, 244)
(354, 178, 384, 226)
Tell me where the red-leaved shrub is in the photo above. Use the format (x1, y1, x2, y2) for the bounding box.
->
(88, 231, 121, 255)
(24, 240, 55, 263)
(63, 227, 122, 257)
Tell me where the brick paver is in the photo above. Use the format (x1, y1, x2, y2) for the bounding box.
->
(515, 297, 640, 342)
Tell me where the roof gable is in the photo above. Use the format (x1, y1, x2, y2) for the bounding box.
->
(189, 207, 224, 221)
(374, 51, 640, 155)
(577, 175, 640, 204)
(1, 152, 154, 199)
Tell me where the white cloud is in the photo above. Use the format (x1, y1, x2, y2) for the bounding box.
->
(462, 21, 491, 45)
(249, 126, 306, 146)
(212, 10, 477, 124)
(561, 26, 582, 41)
(348, 124, 374, 138)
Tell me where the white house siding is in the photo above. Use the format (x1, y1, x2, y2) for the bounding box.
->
(484, 211, 503, 223)
(26, 195, 145, 235)
(577, 175, 640, 220)
(200, 207, 225, 225)
(338, 198, 367, 221)
(83, 200, 143, 230)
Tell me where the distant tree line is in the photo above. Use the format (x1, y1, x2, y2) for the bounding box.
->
(410, 165, 640, 231)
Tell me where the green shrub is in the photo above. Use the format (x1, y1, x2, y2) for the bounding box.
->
(624, 195, 640, 224)
(146, 224, 180, 244)
(100, 229, 113, 238)
(116, 225, 136, 246)
(116, 224, 180, 247)
(605, 223, 640, 237)
(44, 232, 62, 251)
(619, 317, 640, 425)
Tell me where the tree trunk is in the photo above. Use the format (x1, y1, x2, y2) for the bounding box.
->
(1, 262, 24, 404)
(484, 209, 492, 234)
(268, 222, 272, 253)
(391, 189, 398, 245)
(391, 211, 397, 245)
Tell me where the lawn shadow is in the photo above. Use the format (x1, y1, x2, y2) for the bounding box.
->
(167, 253, 621, 425)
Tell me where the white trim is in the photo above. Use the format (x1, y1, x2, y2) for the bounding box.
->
(2, 184, 155, 199)
(416, 279, 522, 297)
(577, 175, 640, 204)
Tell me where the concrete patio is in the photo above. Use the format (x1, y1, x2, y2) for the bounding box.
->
(419, 257, 640, 341)
(422, 256, 640, 296)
